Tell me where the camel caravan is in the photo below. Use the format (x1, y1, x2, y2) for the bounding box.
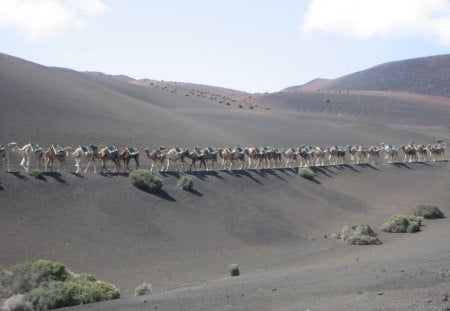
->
(1, 140, 447, 173)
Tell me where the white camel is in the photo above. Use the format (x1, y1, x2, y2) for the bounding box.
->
(8, 142, 45, 172)
(71, 145, 99, 173)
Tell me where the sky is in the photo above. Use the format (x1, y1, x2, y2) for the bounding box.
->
(1, 0, 450, 93)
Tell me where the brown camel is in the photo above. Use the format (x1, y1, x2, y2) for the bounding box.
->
(0, 145, 10, 172)
(118, 146, 140, 172)
(8, 142, 45, 172)
(186, 147, 207, 172)
(367, 145, 381, 164)
(143, 146, 167, 172)
(45, 144, 71, 172)
(202, 147, 219, 171)
(401, 142, 417, 163)
(282, 148, 298, 168)
(219, 147, 245, 170)
(98, 144, 121, 173)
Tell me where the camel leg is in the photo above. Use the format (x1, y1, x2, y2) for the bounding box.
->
(75, 158, 81, 173)
(84, 158, 91, 173)
(6, 153, 10, 172)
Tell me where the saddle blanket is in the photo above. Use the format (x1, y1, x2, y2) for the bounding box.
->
(52, 144, 64, 154)
(206, 147, 216, 153)
(127, 146, 139, 156)
(194, 147, 204, 157)
(107, 144, 118, 153)
(31, 143, 43, 152)
(155, 149, 165, 157)
(80, 146, 91, 155)
(174, 147, 183, 154)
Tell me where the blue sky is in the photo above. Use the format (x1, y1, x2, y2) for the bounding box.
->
(1, 0, 450, 92)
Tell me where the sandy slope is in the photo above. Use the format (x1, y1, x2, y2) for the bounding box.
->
(1, 53, 450, 310)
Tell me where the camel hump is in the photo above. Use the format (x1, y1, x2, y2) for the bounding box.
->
(31, 143, 43, 152)
(127, 146, 139, 156)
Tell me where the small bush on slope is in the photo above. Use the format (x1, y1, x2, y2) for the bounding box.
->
(134, 282, 152, 296)
(129, 170, 162, 193)
(177, 176, 193, 190)
(339, 224, 382, 245)
(298, 168, 316, 180)
(413, 204, 444, 219)
(381, 214, 422, 233)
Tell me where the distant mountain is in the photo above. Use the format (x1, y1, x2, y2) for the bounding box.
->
(281, 78, 332, 93)
(324, 54, 450, 97)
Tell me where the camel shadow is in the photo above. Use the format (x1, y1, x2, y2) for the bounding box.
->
(310, 166, 334, 178)
(275, 168, 297, 177)
(160, 171, 181, 178)
(357, 164, 379, 171)
(193, 170, 225, 181)
(43, 172, 66, 183)
(231, 170, 262, 184)
(70, 172, 86, 178)
(0, 182, 3, 191)
(416, 161, 432, 167)
(9, 171, 29, 180)
(186, 188, 203, 197)
(340, 164, 361, 173)
(393, 162, 412, 170)
(262, 169, 285, 180)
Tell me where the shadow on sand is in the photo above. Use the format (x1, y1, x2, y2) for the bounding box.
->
(154, 189, 176, 202)
(186, 188, 203, 197)
(0, 182, 3, 191)
(43, 172, 65, 183)
(9, 171, 29, 180)
(70, 172, 86, 178)
(393, 162, 412, 170)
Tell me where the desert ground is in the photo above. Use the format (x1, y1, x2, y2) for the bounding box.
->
(1, 53, 450, 310)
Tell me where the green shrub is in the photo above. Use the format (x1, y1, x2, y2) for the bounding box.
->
(29, 169, 43, 179)
(381, 214, 422, 233)
(340, 224, 382, 245)
(177, 176, 193, 190)
(27, 275, 119, 310)
(298, 168, 316, 180)
(0, 260, 120, 310)
(129, 170, 162, 193)
(134, 282, 152, 296)
(413, 205, 444, 219)
(229, 264, 239, 277)
(0, 260, 71, 297)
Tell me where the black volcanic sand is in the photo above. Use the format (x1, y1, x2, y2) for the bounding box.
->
(2, 53, 450, 310)
(2, 162, 450, 310)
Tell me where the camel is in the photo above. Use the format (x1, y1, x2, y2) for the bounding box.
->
(143, 146, 167, 172)
(165, 147, 189, 172)
(0, 145, 10, 172)
(327, 146, 345, 165)
(367, 145, 381, 164)
(401, 142, 417, 163)
(282, 148, 299, 168)
(45, 144, 71, 172)
(266, 147, 283, 168)
(355, 146, 368, 164)
(98, 144, 121, 173)
(118, 146, 140, 172)
(314, 146, 326, 166)
(428, 140, 446, 161)
(8, 142, 45, 172)
(71, 145, 98, 173)
(414, 144, 428, 162)
(202, 147, 219, 171)
(219, 147, 245, 170)
(299, 145, 314, 167)
(347, 145, 358, 164)
(380, 143, 399, 164)
(186, 147, 207, 172)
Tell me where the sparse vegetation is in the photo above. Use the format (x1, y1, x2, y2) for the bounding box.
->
(413, 204, 444, 219)
(298, 168, 316, 180)
(28, 169, 43, 179)
(129, 170, 162, 193)
(229, 264, 239, 277)
(177, 176, 193, 190)
(0, 260, 119, 311)
(134, 282, 152, 297)
(339, 224, 382, 245)
(381, 214, 422, 233)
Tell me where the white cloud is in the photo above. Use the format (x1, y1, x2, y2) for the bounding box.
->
(0, 0, 109, 40)
(301, 0, 450, 45)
